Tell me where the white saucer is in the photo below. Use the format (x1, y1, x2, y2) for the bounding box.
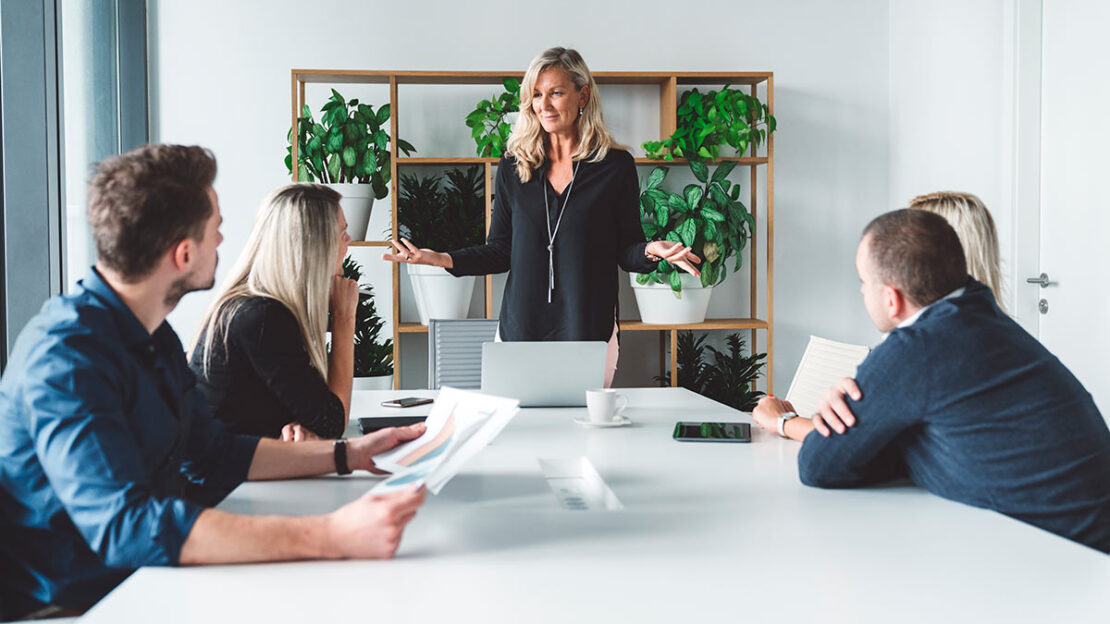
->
(574, 415, 632, 428)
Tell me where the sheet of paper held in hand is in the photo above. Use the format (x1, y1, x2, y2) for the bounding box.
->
(371, 387, 520, 494)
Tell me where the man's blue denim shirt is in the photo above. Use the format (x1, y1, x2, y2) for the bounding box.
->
(0, 269, 260, 615)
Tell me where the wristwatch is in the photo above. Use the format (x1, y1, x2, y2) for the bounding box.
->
(776, 411, 800, 438)
(333, 439, 352, 475)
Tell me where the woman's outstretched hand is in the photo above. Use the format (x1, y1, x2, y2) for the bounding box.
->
(381, 238, 453, 269)
(646, 241, 702, 278)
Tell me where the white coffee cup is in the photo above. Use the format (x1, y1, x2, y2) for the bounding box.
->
(585, 389, 629, 423)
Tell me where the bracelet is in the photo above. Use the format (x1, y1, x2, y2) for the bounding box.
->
(333, 439, 352, 475)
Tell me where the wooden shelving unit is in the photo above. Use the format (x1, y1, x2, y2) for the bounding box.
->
(290, 69, 774, 391)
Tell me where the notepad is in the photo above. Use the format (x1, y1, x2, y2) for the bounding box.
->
(784, 335, 871, 419)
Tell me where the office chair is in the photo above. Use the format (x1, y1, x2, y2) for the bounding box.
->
(427, 318, 499, 389)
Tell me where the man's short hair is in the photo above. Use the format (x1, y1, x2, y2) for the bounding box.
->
(87, 144, 217, 281)
(862, 209, 968, 308)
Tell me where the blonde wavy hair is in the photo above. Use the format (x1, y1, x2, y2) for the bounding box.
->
(192, 183, 341, 377)
(506, 47, 624, 182)
(908, 191, 1006, 312)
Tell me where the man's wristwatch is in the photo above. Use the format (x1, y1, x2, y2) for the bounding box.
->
(776, 411, 800, 438)
(333, 439, 352, 475)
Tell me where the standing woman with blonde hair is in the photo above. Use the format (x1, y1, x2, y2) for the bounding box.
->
(190, 183, 358, 440)
(384, 47, 700, 386)
(909, 191, 1006, 312)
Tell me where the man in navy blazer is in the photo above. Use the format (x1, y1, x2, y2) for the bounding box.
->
(753, 209, 1110, 553)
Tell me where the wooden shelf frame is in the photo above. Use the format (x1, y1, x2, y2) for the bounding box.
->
(290, 69, 774, 391)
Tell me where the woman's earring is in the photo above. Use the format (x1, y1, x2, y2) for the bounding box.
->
(578, 107, 584, 117)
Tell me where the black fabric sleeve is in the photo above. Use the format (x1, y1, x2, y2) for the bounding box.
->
(230, 300, 345, 439)
(796, 333, 925, 488)
(614, 154, 658, 274)
(447, 158, 513, 276)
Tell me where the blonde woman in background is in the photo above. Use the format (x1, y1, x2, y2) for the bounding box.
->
(909, 191, 1006, 312)
(190, 183, 358, 440)
(383, 46, 700, 387)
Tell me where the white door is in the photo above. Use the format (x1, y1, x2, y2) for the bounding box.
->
(1034, 0, 1110, 419)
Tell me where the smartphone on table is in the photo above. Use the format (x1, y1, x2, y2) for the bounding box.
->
(381, 396, 433, 408)
(358, 415, 429, 435)
(673, 421, 751, 443)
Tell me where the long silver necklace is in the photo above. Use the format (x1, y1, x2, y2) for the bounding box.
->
(543, 160, 581, 303)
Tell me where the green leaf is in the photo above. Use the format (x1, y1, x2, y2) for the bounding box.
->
(342, 146, 356, 167)
(711, 161, 738, 184)
(302, 104, 312, 117)
(689, 161, 709, 183)
(376, 104, 390, 124)
(684, 185, 703, 211)
(635, 272, 652, 285)
(645, 167, 666, 190)
(374, 130, 388, 151)
(669, 270, 683, 294)
(655, 204, 668, 227)
(704, 220, 718, 241)
(676, 219, 696, 247)
(665, 231, 682, 245)
(396, 138, 416, 156)
(697, 146, 712, 160)
(327, 154, 341, 181)
(327, 131, 343, 152)
(504, 78, 520, 92)
(667, 194, 688, 213)
(701, 207, 726, 222)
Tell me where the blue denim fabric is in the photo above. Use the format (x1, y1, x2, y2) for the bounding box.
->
(0, 269, 259, 614)
(798, 279, 1110, 553)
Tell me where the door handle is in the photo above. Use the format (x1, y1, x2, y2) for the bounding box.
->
(1026, 273, 1053, 288)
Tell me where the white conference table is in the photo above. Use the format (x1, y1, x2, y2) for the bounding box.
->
(81, 388, 1109, 623)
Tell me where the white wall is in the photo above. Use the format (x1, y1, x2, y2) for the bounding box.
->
(152, 0, 1013, 392)
(888, 0, 1018, 312)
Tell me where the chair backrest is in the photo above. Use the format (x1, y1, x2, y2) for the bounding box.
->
(784, 335, 871, 418)
(427, 318, 499, 389)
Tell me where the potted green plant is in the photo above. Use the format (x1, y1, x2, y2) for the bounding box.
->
(285, 88, 416, 240)
(341, 256, 394, 389)
(465, 79, 521, 157)
(631, 161, 754, 323)
(655, 331, 766, 411)
(642, 85, 776, 161)
(397, 167, 486, 324)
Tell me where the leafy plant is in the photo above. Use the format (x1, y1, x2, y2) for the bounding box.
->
(643, 85, 776, 162)
(285, 89, 416, 199)
(637, 161, 755, 295)
(341, 256, 393, 377)
(465, 79, 521, 157)
(655, 331, 766, 411)
(397, 167, 485, 251)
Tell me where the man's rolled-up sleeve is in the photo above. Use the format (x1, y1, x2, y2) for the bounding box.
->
(797, 334, 924, 488)
(180, 386, 259, 489)
(25, 336, 203, 568)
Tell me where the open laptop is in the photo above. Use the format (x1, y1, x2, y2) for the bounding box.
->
(481, 341, 607, 407)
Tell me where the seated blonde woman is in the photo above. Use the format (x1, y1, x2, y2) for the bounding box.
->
(189, 184, 358, 440)
(908, 191, 1005, 312)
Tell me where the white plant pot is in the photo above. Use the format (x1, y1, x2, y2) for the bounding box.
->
(630, 273, 714, 324)
(407, 264, 475, 325)
(352, 374, 393, 391)
(327, 183, 375, 241)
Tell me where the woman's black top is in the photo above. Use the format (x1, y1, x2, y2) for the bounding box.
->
(448, 149, 657, 341)
(188, 297, 345, 439)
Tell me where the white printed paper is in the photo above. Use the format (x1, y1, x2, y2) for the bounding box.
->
(371, 387, 519, 495)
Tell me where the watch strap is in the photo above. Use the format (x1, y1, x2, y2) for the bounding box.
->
(777, 411, 799, 438)
(333, 439, 352, 475)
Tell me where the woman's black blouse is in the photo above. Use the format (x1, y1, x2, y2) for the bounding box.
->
(448, 149, 657, 341)
(188, 297, 345, 440)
